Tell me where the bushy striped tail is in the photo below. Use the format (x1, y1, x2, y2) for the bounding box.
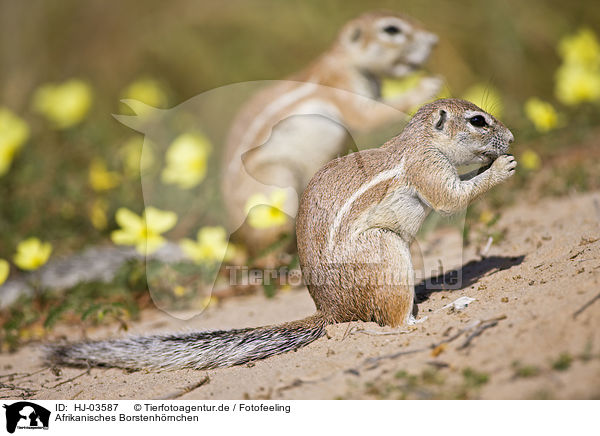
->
(44, 313, 327, 370)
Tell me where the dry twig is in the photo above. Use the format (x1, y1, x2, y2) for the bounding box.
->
(344, 315, 505, 373)
(47, 365, 91, 389)
(458, 316, 506, 350)
(0, 382, 36, 399)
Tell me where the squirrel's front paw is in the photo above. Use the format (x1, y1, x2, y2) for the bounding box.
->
(490, 154, 517, 182)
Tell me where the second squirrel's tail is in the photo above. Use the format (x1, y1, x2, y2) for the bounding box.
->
(44, 313, 327, 370)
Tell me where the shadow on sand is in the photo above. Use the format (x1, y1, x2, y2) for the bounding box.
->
(415, 254, 525, 302)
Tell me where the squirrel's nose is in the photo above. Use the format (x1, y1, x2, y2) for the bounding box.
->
(507, 131, 514, 144)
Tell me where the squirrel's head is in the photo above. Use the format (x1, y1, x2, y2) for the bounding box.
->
(336, 11, 438, 77)
(409, 98, 514, 167)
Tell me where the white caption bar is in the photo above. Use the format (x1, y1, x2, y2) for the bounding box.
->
(0, 400, 595, 435)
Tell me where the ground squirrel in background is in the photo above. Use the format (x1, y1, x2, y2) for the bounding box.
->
(46, 98, 516, 370)
(222, 11, 442, 258)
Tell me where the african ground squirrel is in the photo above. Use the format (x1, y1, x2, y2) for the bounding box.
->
(222, 11, 441, 256)
(46, 99, 516, 370)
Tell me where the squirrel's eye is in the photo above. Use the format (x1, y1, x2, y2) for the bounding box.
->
(469, 115, 487, 128)
(382, 25, 401, 35)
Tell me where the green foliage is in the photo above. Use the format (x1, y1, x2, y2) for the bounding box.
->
(0, 259, 151, 351)
(462, 367, 490, 388)
(512, 361, 541, 378)
(552, 353, 573, 371)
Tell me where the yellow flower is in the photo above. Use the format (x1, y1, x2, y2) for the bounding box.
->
(244, 189, 288, 229)
(383, 74, 451, 99)
(555, 63, 600, 105)
(180, 226, 234, 264)
(161, 132, 211, 189)
(202, 295, 218, 308)
(173, 285, 187, 297)
(524, 98, 559, 132)
(0, 108, 30, 176)
(89, 198, 109, 230)
(111, 207, 178, 255)
(478, 209, 495, 225)
(461, 84, 504, 118)
(554, 29, 600, 106)
(381, 74, 449, 115)
(121, 78, 168, 114)
(13, 238, 52, 271)
(18, 325, 45, 341)
(32, 79, 92, 129)
(0, 259, 9, 285)
(119, 136, 155, 177)
(381, 72, 426, 99)
(89, 158, 121, 191)
(520, 149, 541, 171)
(558, 28, 600, 69)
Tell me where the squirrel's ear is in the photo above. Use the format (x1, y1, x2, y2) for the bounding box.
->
(349, 26, 362, 42)
(341, 25, 361, 46)
(434, 109, 447, 130)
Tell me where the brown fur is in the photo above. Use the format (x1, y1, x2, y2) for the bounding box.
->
(297, 98, 516, 327)
(222, 11, 441, 258)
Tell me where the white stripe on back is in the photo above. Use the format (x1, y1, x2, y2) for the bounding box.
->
(327, 158, 406, 250)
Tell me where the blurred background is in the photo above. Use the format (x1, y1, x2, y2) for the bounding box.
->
(0, 0, 598, 348)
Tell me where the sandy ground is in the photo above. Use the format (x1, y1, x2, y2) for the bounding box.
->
(1, 191, 599, 400)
